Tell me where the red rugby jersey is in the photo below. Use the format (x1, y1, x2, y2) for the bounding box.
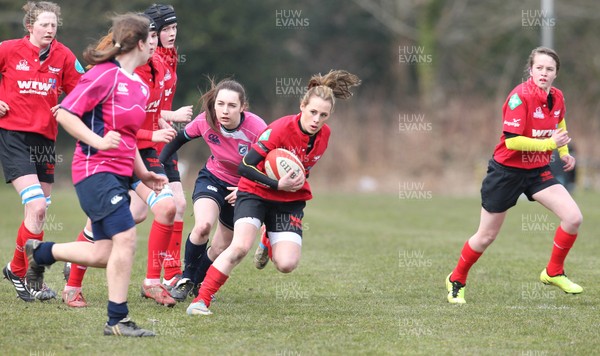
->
(155, 46, 177, 111)
(0, 36, 83, 140)
(493, 78, 566, 169)
(135, 53, 165, 150)
(238, 113, 330, 202)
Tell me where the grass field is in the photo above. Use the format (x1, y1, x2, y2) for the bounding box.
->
(1, 185, 600, 355)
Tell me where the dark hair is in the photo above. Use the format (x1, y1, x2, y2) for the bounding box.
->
(83, 13, 149, 66)
(144, 3, 176, 46)
(198, 78, 248, 132)
(526, 47, 560, 75)
(22, 1, 61, 30)
(301, 70, 361, 112)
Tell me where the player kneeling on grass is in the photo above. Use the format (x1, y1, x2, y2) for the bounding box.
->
(24, 13, 164, 337)
(186, 70, 361, 316)
(446, 47, 583, 304)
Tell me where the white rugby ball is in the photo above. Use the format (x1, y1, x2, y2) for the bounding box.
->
(264, 148, 305, 180)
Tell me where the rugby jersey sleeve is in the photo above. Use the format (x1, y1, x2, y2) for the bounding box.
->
(502, 87, 527, 136)
(59, 47, 84, 95)
(59, 66, 114, 117)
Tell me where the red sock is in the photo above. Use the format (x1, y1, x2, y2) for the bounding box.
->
(546, 226, 577, 276)
(261, 229, 272, 259)
(10, 221, 43, 277)
(194, 265, 228, 307)
(67, 230, 93, 288)
(146, 220, 173, 279)
(451, 241, 483, 285)
(163, 220, 183, 280)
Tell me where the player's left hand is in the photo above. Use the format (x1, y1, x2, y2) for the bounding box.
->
(142, 172, 168, 194)
(50, 104, 60, 117)
(168, 105, 193, 123)
(225, 186, 238, 205)
(561, 154, 576, 172)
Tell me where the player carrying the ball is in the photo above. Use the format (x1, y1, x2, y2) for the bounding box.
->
(186, 70, 361, 315)
(446, 47, 583, 304)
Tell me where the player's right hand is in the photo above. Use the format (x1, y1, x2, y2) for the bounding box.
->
(98, 130, 121, 150)
(0, 100, 9, 117)
(551, 128, 571, 147)
(277, 170, 305, 192)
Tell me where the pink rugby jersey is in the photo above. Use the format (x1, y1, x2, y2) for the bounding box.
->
(59, 61, 149, 184)
(184, 111, 267, 186)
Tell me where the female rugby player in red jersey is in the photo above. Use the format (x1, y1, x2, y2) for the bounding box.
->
(0, 1, 83, 302)
(446, 47, 583, 304)
(144, 4, 192, 289)
(25, 13, 165, 336)
(186, 70, 361, 315)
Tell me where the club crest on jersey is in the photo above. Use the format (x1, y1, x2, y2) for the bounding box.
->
(553, 110, 561, 118)
(533, 107, 544, 119)
(117, 82, 129, 94)
(508, 93, 522, 110)
(238, 143, 248, 156)
(16, 60, 30, 71)
(208, 133, 221, 145)
(258, 129, 272, 141)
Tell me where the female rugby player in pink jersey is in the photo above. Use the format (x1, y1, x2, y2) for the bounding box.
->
(24, 13, 165, 337)
(446, 47, 583, 304)
(158, 78, 266, 302)
(61, 16, 191, 308)
(187, 70, 361, 315)
(0, 1, 83, 302)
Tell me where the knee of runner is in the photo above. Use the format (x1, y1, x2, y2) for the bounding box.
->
(273, 259, 298, 274)
(153, 198, 176, 222)
(193, 221, 213, 240)
(228, 245, 250, 264)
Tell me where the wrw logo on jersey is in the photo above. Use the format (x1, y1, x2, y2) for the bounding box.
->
(532, 129, 555, 138)
(146, 98, 161, 112)
(17, 80, 53, 95)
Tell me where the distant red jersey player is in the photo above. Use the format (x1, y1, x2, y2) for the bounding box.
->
(0, 1, 83, 302)
(144, 4, 193, 288)
(446, 47, 582, 304)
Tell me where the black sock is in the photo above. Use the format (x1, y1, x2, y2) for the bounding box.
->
(33, 241, 56, 266)
(107, 300, 128, 326)
(181, 235, 207, 283)
(195, 249, 214, 284)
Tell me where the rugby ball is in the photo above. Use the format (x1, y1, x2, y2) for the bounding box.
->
(264, 148, 305, 180)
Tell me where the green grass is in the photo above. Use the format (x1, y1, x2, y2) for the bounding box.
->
(1, 185, 600, 355)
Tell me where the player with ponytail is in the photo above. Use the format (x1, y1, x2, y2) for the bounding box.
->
(186, 70, 361, 316)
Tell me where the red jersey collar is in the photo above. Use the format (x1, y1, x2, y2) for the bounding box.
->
(525, 77, 554, 104)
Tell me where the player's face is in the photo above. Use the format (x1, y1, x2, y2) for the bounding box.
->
(160, 23, 177, 48)
(299, 96, 332, 135)
(138, 31, 156, 65)
(530, 53, 557, 93)
(214, 89, 243, 130)
(28, 12, 58, 49)
(148, 31, 159, 53)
